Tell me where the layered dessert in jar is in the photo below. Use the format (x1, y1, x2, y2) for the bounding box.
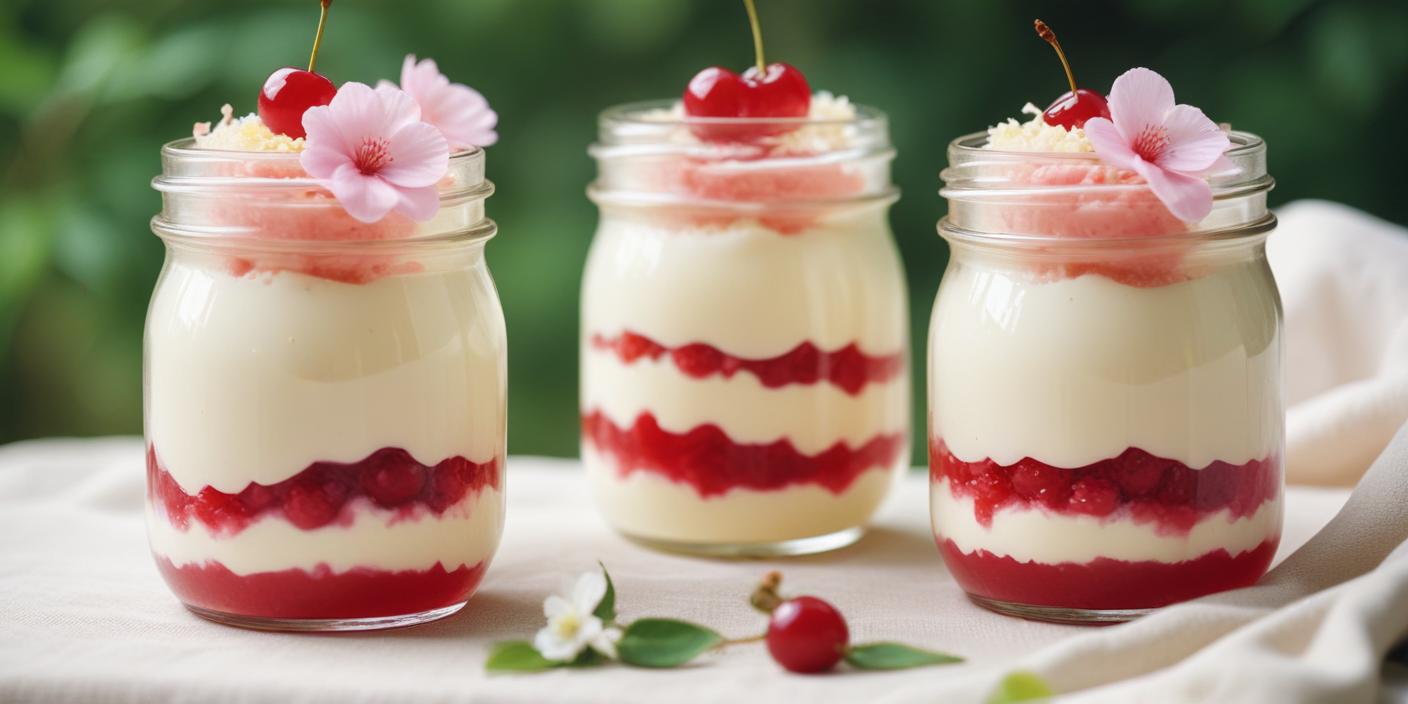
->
(145, 2, 505, 630)
(928, 23, 1282, 621)
(581, 1, 909, 555)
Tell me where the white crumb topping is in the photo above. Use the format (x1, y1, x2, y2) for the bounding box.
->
(193, 104, 306, 153)
(985, 103, 1093, 153)
(639, 92, 861, 152)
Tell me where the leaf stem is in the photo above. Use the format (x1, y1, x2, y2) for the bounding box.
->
(307, 0, 332, 74)
(743, 0, 766, 74)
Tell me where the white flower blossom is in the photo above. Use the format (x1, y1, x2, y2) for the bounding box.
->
(533, 570, 623, 662)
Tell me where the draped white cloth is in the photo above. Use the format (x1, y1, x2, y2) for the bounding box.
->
(0, 200, 1404, 703)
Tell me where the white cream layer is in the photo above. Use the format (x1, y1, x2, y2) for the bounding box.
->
(928, 262, 1282, 469)
(146, 258, 507, 493)
(584, 446, 900, 544)
(148, 490, 504, 576)
(581, 213, 908, 359)
(581, 347, 907, 455)
(930, 478, 1281, 565)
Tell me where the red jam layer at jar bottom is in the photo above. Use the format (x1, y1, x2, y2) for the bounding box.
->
(929, 439, 1280, 533)
(582, 410, 903, 497)
(938, 538, 1277, 610)
(147, 446, 500, 534)
(155, 557, 487, 620)
(590, 331, 903, 395)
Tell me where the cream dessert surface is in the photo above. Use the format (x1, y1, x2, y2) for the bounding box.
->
(581, 213, 907, 359)
(193, 105, 306, 152)
(637, 91, 862, 154)
(985, 103, 1094, 152)
(929, 260, 1281, 469)
(147, 256, 507, 493)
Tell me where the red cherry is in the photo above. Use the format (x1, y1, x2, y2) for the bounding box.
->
(682, 63, 810, 141)
(1033, 20, 1110, 129)
(1042, 88, 1111, 130)
(766, 596, 850, 673)
(258, 67, 336, 139)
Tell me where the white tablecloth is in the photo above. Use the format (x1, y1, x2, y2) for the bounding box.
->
(3, 200, 1408, 702)
(0, 439, 1363, 703)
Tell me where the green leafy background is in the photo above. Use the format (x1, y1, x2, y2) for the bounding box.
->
(2, 0, 1406, 462)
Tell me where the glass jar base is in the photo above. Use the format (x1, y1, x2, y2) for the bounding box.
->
(965, 594, 1153, 625)
(183, 601, 468, 632)
(620, 526, 864, 558)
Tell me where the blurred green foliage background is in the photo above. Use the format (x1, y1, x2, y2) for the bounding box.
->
(2, 0, 1406, 462)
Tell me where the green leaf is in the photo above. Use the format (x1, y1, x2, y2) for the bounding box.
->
(987, 671, 1054, 703)
(485, 641, 556, 673)
(617, 618, 723, 668)
(567, 648, 607, 668)
(593, 562, 616, 622)
(844, 642, 964, 670)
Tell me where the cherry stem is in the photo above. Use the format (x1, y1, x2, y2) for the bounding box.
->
(743, 0, 766, 74)
(749, 571, 785, 614)
(1034, 19, 1078, 97)
(307, 0, 332, 74)
(715, 633, 767, 650)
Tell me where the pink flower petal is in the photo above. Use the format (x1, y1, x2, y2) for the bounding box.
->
(1202, 153, 1239, 177)
(327, 163, 400, 223)
(394, 184, 441, 222)
(1133, 159, 1214, 222)
(374, 83, 423, 131)
(300, 104, 355, 159)
(1084, 117, 1141, 171)
(1108, 68, 1175, 144)
(397, 54, 498, 149)
(299, 143, 353, 180)
(327, 82, 391, 140)
(1157, 104, 1231, 173)
(381, 121, 450, 188)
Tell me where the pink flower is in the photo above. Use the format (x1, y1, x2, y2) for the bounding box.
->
(299, 82, 449, 223)
(1084, 67, 1232, 222)
(383, 55, 498, 150)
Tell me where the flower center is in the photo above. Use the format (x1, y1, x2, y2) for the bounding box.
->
(1131, 125, 1170, 163)
(553, 613, 581, 639)
(353, 137, 393, 175)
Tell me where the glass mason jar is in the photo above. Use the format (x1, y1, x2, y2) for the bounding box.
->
(929, 132, 1282, 623)
(581, 103, 910, 556)
(145, 141, 505, 631)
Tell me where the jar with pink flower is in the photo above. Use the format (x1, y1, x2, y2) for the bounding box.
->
(144, 22, 506, 631)
(929, 64, 1283, 623)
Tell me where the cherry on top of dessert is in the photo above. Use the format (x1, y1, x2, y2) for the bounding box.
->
(258, 0, 337, 139)
(1034, 19, 1111, 130)
(682, 0, 811, 140)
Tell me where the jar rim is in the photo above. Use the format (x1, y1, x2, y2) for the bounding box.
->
(153, 138, 492, 201)
(151, 139, 495, 247)
(945, 129, 1265, 163)
(598, 99, 888, 131)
